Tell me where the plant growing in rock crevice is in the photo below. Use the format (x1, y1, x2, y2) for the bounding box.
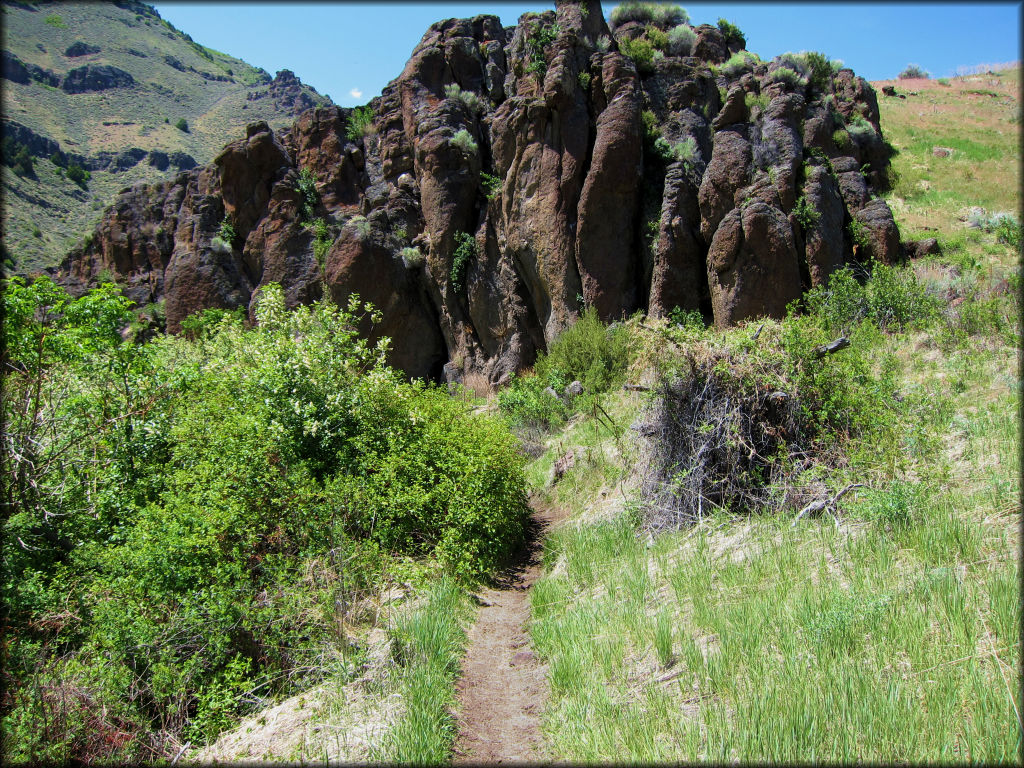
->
(450, 232, 477, 293)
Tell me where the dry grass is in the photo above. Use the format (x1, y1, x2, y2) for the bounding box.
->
(874, 67, 1020, 237)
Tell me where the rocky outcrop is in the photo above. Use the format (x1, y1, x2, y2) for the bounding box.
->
(58, 0, 903, 381)
(2, 51, 60, 87)
(61, 64, 136, 93)
(65, 41, 101, 58)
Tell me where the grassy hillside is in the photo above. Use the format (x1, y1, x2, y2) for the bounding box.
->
(1, 0, 329, 274)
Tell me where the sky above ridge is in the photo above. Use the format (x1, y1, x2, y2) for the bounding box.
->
(153, 2, 1021, 107)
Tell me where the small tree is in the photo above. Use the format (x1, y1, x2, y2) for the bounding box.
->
(175, 117, 189, 132)
(898, 64, 929, 79)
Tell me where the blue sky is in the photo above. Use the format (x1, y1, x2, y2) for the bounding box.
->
(153, 2, 1021, 107)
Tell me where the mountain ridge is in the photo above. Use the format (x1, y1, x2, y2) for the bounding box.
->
(1, 0, 330, 272)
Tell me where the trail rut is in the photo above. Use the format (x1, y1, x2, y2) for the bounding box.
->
(452, 499, 562, 764)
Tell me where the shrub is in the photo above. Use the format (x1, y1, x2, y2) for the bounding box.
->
(646, 24, 669, 51)
(175, 118, 189, 132)
(480, 171, 501, 200)
(721, 50, 757, 78)
(310, 217, 331, 267)
(609, 2, 688, 30)
(400, 246, 424, 268)
(654, 136, 697, 164)
(898, 63, 929, 79)
(768, 66, 805, 88)
(66, 162, 89, 188)
(577, 71, 591, 90)
(792, 194, 820, 230)
(218, 216, 239, 247)
(296, 168, 320, 222)
(347, 214, 371, 240)
(450, 231, 476, 292)
(537, 306, 631, 396)
(846, 115, 877, 141)
(451, 128, 478, 156)
(620, 37, 656, 75)
(595, 35, 612, 53)
(666, 24, 696, 56)
(497, 372, 571, 431)
(346, 106, 375, 141)
(526, 19, 559, 78)
(717, 17, 744, 47)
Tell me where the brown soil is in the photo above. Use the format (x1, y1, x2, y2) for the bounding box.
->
(452, 498, 564, 764)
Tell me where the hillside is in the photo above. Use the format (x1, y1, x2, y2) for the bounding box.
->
(1, 0, 329, 274)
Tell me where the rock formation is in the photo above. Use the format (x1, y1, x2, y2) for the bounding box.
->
(58, 0, 903, 382)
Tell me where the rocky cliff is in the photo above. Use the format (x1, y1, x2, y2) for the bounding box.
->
(57, 0, 904, 383)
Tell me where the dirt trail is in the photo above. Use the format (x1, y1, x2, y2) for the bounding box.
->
(452, 499, 562, 764)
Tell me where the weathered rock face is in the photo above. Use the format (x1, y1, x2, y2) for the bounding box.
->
(58, 0, 902, 381)
(61, 64, 135, 93)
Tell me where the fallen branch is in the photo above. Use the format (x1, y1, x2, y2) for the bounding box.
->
(792, 482, 865, 526)
(813, 337, 851, 358)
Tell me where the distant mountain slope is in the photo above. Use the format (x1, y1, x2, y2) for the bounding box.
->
(1, 0, 330, 273)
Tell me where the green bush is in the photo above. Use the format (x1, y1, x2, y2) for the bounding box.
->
(480, 171, 501, 200)
(1, 280, 530, 760)
(175, 118, 189, 132)
(898, 64, 929, 79)
(66, 162, 90, 188)
(721, 50, 757, 78)
(717, 18, 744, 47)
(296, 168, 320, 222)
(610, 2, 688, 30)
(768, 66, 805, 88)
(792, 194, 820, 230)
(525, 19, 559, 79)
(666, 24, 696, 56)
(538, 306, 631, 396)
(450, 231, 476, 292)
(346, 106, 375, 141)
(646, 24, 669, 51)
(218, 216, 239, 247)
(498, 371, 571, 431)
(620, 37, 656, 75)
(450, 128, 478, 156)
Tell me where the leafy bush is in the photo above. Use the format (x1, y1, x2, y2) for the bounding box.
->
(346, 106, 375, 141)
(1, 280, 530, 760)
(717, 17, 744, 47)
(175, 118, 189, 132)
(768, 66, 805, 88)
(666, 24, 696, 56)
(646, 24, 669, 51)
(480, 171, 501, 200)
(218, 216, 239, 247)
(721, 50, 757, 78)
(609, 2, 688, 30)
(526, 19, 559, 78)
(450, 128, 478, 156)
(296, 168, 320, 222)
(66, 162, 90, 188)
(792, 194, 820, 230)
(537, 306, 631, 396)
(450, 231, 476, 293)
(898, 63, 929, 79)
(310, 217, 331, 267)
(619, 37, 656, 75)
(400, 246, 424, 268)
(577, 70, 592, 90)
(497, 371, 571, 431)
(654, 135, 697, 164)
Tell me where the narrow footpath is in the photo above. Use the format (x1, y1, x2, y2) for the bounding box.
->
(452, 499, 562, 764)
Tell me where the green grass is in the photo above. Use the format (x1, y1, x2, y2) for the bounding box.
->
(376, 578, 473, 764)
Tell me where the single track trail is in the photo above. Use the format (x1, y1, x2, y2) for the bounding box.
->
(452, 498, 564, 764)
